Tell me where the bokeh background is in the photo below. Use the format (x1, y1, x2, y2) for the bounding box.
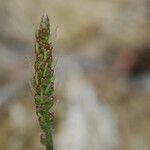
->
(0, 0, 150, 150)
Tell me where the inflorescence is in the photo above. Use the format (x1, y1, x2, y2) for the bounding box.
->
(33, 14, 54, 150)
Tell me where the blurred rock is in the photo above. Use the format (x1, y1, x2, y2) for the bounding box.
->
(112, 45, 150, 92)
(113, 45, 150, 77)
(0, 0, 149, 51)
(55, 72, 120, 150)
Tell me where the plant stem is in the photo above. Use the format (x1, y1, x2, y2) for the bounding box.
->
(46, 134, 53, 150)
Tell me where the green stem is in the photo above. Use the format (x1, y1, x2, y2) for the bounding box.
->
(46, 134, 53, 150)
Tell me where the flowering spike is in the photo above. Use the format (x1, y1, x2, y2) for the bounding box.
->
(33, 14, 55, 150)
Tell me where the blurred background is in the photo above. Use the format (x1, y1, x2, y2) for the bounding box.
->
(0, 0, 150, 150)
